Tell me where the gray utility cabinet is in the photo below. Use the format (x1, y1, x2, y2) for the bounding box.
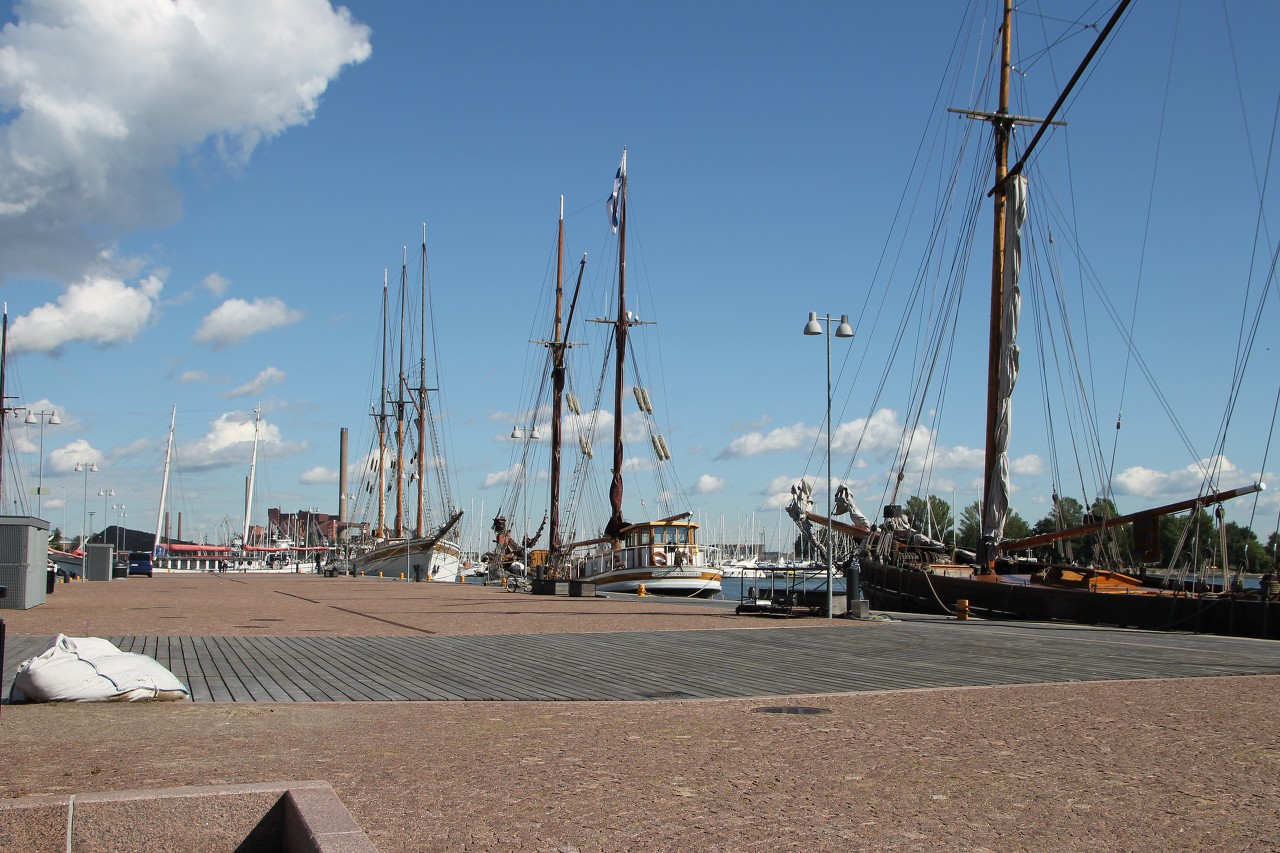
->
(0, 516, 51, 610)
(85, 543, 114, 582)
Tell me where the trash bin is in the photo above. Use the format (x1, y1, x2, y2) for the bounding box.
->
(47, 567, 57, 594)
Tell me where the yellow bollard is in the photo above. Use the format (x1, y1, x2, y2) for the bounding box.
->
(637, 583, 647, 597)
(456, 573, 463, 583)
(955, 599, 970, 621)
(378, 571, 382, 578)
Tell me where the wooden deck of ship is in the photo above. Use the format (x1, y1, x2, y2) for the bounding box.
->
(6, 613, 1278, 703)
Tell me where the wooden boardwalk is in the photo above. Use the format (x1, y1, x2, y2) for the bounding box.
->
(5, 616, 1279, 703)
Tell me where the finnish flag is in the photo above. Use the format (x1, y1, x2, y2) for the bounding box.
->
(606, 149, 626, 233)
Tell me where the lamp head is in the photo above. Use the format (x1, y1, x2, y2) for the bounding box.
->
(803, 311, 822, 336)
(24, 410, 37, 424)
(510, 426, 523, 440)
(835, 314, 854, 338)
(48, 412, 61, 425)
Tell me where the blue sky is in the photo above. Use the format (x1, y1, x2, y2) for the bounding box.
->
(1, 0, 1278, 553)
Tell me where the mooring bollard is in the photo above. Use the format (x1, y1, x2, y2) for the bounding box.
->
(956, 599, 970, 620)
(637, 583, 647, 597)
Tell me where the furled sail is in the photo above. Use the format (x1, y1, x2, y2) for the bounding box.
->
(982, 174, 1028, 544)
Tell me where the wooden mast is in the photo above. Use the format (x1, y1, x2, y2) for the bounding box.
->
(606, 155, 628, 539)
(393, 248, 407, 539)
(549, 198, 566, 560)
(416, 225, 428, 538)
(979, 0, 1015, 571)
(375, 271, 388, 539)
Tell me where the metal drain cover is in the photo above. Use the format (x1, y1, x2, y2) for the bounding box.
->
(753, 706, 832, 715)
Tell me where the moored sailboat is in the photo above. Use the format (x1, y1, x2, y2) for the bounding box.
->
(791, 0, 1277, 639)
(494, 157, 721, 597)
(349, 227, 463, 581)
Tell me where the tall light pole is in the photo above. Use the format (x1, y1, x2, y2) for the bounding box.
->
(804, 312, 854, 618)
(113, 503, 126, 552)
(98, 488, 115, 546)
(74, 461, 97, 573)
(24, 409, 60, 517)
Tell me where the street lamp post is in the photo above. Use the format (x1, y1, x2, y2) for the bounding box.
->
(23, 409, 60, 517)
(803, 312, 856, 618)
(113, 503, 126, 552)
(99, 488, 115, 548)
(75, 461, 98, 574)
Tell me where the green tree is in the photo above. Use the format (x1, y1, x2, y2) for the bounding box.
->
(1004, 511, 1032, 541)
(904, 495, 954, 540)
(957, 500, 981, 550)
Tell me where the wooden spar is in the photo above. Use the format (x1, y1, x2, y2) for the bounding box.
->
(804, 511, 872, 540)
(394, 248, 407, 539)
(979, 0, 1014, 570)
(376, 271, 388, 539)
(549, 199, 565, 557)
(606, 157, 628, 539)
(416, 225, 427, 538)
(998, 482, 1265, 553)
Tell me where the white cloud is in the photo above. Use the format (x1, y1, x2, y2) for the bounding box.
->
(0, 0, 372, 283)
(693, 474, 724, 494)
(226, 366, 286, 397)
(180, 370, 210, 383)
(481, 463, 524, 489)
(202, 273, 230, 296)
(717, 422, 817, 459)
(300, 466, 337, 484)
(195, 298, 304, 347)
(182, 410, 305, 469)
(1114, 456, 1247, 499)
(48, 439, 102, 474)
(1011, 454, 1046, 476)
(8, 275, 163, 353)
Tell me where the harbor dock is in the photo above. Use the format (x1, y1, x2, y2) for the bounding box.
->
(2, 574, 1278, 851)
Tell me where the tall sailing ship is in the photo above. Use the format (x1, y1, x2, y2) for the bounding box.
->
(490, 155, 721, 597)
(789, 0, 1277, 639)
(349, 227, 463, 581)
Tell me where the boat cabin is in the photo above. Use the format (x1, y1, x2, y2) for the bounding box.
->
(615, 519, 703, 569)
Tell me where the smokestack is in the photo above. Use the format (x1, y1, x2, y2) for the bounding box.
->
(339, 427, 349, 524)
(177, 512, 182, 543)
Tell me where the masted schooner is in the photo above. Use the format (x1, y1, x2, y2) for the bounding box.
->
(489, 155, 721, 597)
(789, 0, 1277, 639)
(350, 226, 462, 581)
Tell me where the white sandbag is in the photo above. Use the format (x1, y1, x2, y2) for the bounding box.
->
(9, 634, 190, 703)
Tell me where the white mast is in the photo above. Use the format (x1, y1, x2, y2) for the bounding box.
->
(153, 405, 176, 557)
(242, 405, 261, 547)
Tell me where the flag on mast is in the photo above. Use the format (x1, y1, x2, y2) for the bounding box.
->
(606, 149, 626, 233)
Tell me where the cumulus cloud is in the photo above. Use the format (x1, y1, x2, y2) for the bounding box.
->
(300, 466, 337, 484)
(202, 273, 230, 296)
(179, 370, 211, 383)
(47, 439, 102, 474)
(482, 464, 525, 489)
(693, 474, 724, 494)
(1011, 454, 1045, 476)
(195, 297, 304, 347)
(8, 275, 163, 353)
(226, 366, 286, 397)
(0, 0, 372, 284)
(717, 422, 817, 459)
(1114, 456, 1246, 499)
(182, 410, 305, 469)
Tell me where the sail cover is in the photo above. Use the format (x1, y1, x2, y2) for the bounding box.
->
(982, 174, 1028, 544)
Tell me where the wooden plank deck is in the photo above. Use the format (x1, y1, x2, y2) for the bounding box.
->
(5, 615, 1279, 703)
